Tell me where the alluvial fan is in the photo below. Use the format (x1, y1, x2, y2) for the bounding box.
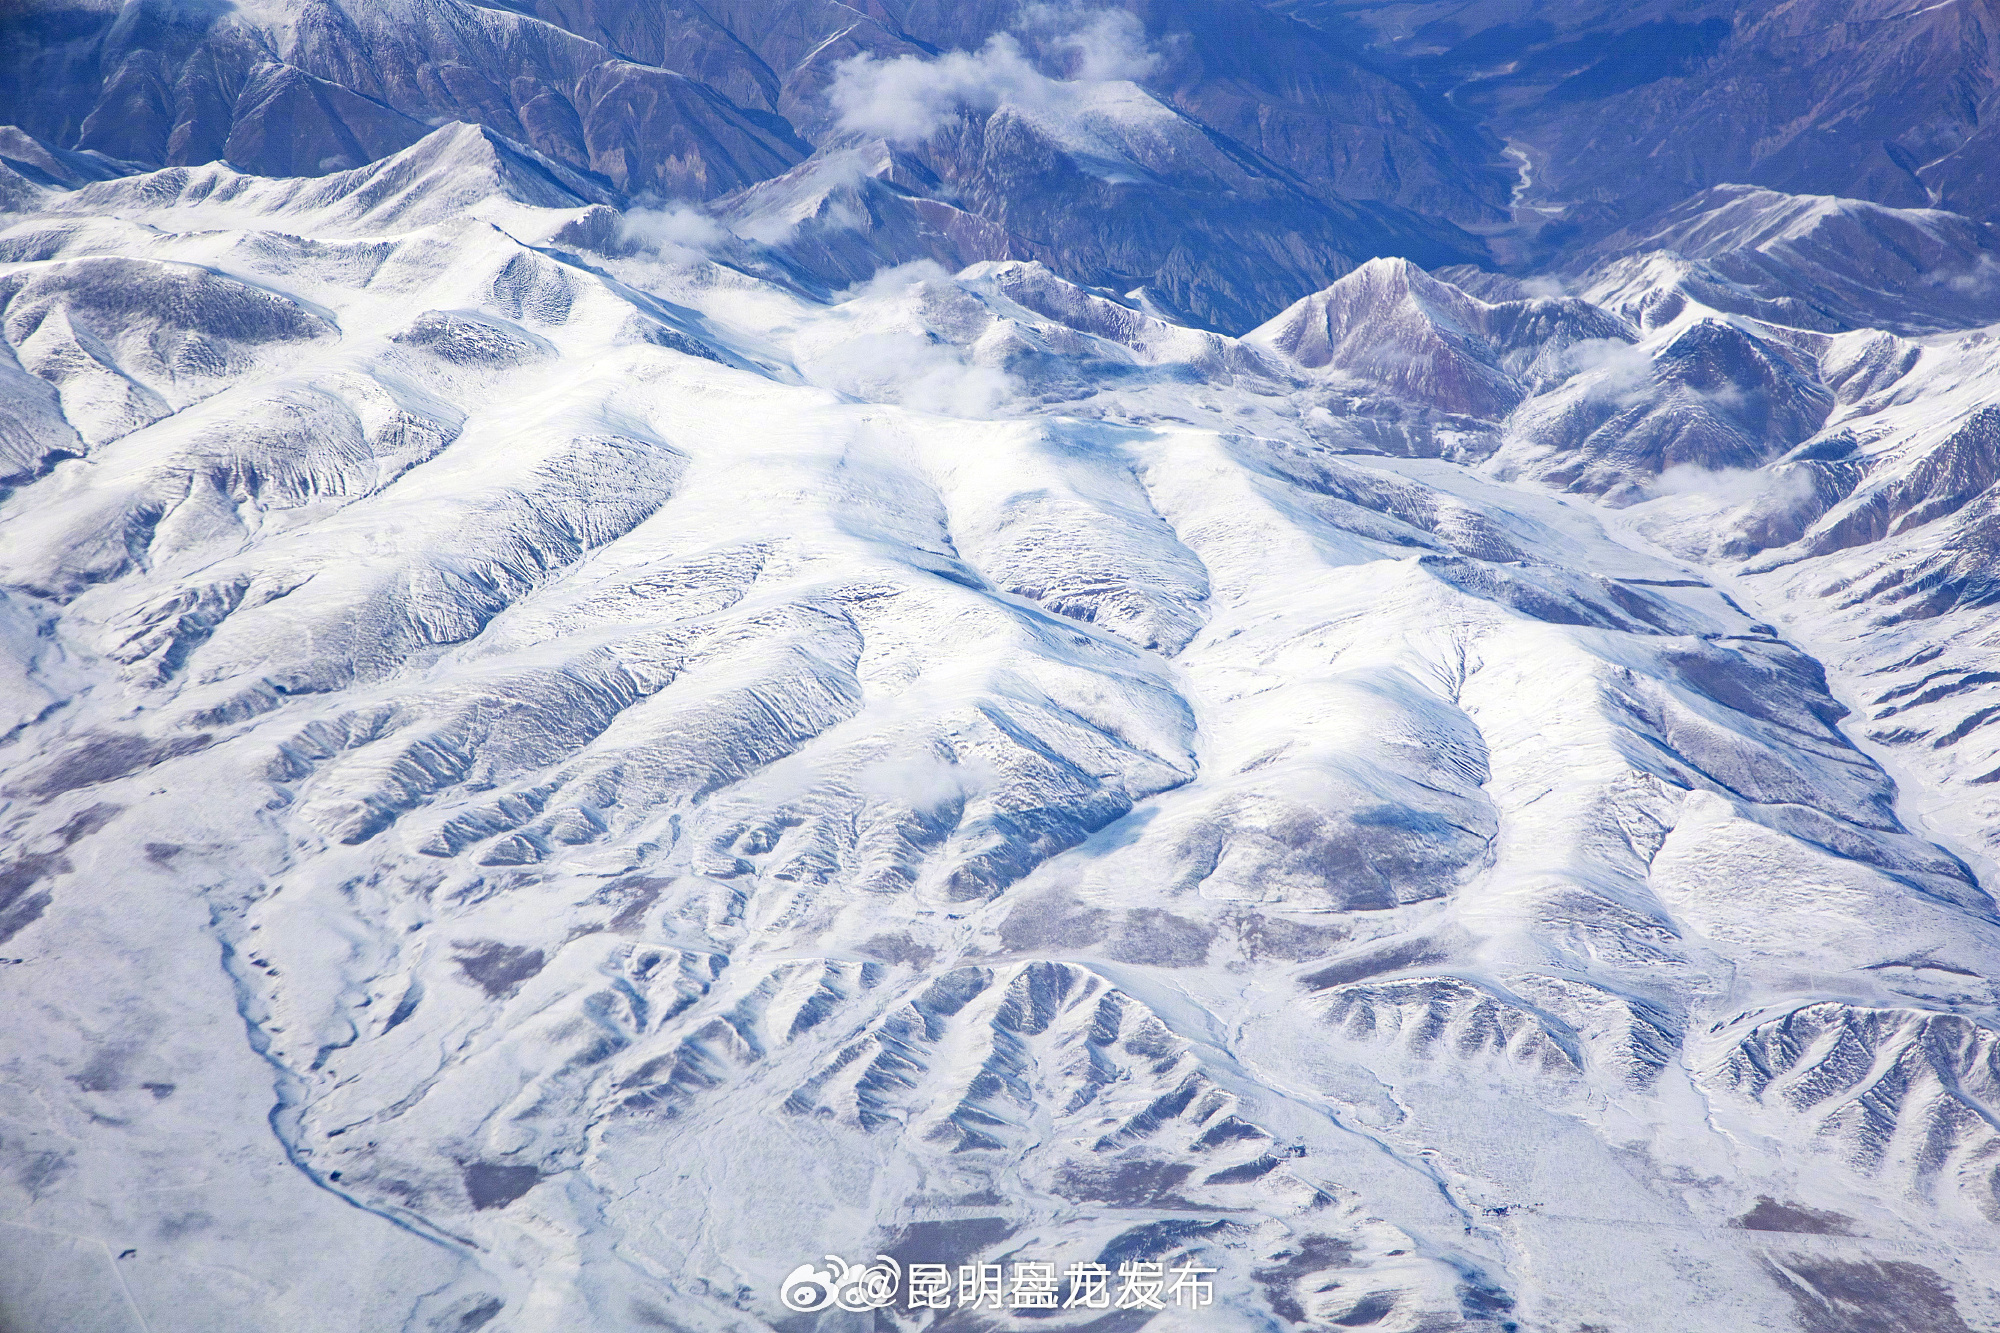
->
(3, 4, 2000, 1332)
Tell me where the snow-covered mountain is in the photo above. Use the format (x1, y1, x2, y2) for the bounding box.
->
(3, 6, 2000, 1333)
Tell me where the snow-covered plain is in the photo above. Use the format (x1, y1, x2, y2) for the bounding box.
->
(2, 125, 1999, 1333)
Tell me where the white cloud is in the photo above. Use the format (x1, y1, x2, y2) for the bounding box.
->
(1023, 5, 1159, 82)
(838, 259, 957, 301)
(855, 750, 997, 812)
(1943, 253, 2000, 297)
(1561, 335, 1757, 415)
(1651, 463, 1758, 499)
(791, 264, 1020, 417)
(830, 35, 1048, 144)
(809, 330, 1017, 417)
(616, 204, 726, 261)
(1689, 380, 1750, 413)
(1650, 461, 1816, 508)
(1562, 337, 1655, 404)
(827, 6, 1158, 145)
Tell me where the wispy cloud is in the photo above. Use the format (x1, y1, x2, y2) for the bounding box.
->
(616, 204, 727, 261)
(1650, 461, 1816, 507)
(1942, 253, 2000, 297)
(1561, 337, 1655, 404)
(855, 749, 997, 812)
(1022, 5, 1160, 82)
(827, 6, 1158, 145)
(798, 263, 1020, 417)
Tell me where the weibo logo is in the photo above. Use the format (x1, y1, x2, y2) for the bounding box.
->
(779, 1254, 902, 1312)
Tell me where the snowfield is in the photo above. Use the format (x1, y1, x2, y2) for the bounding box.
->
(2, 122, 1999, 1333)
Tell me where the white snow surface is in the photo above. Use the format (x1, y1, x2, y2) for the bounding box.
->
(2, 127, 1999, 1333)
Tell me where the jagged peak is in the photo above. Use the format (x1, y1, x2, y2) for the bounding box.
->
(956, 258, 1267, 374)
(1239, 257, 1529, 415)
(1607, 183, 1996, 261)
(318, 120, 616, 209)
(1579, 184, 2000, 335)
(44, 121, 613, 234)
(961, 258, 1145, 319)
(1246, 258, 1489, 361)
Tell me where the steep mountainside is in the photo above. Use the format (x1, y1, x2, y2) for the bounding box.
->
(0, 0, 1511, 330)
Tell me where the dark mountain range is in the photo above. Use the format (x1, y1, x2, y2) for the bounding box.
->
(8, 0, 1999, 325)
(1304, 0, 2000, 233)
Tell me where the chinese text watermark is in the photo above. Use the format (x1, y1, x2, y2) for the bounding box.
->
(779, 1254, 1216, 1313)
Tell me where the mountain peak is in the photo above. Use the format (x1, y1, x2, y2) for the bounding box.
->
(1248, 259, 1521, 416)
(47, 121, 612, 234)
(1586, 183, 2000, 333)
